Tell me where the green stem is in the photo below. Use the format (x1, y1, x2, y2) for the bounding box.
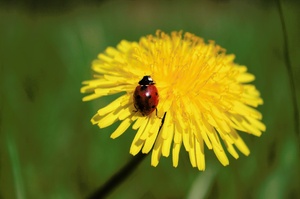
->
(87, 112, 167, 198)
(87, 153, 147, 199)
(276, 0, 300, 137)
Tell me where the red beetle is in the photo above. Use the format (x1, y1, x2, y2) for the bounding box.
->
(133, 76, 159, 116)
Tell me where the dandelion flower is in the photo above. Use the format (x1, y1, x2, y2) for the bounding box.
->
(81, 30, 266, 170)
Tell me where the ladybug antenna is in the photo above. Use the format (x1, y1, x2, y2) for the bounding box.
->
(138, 76, 154, 85)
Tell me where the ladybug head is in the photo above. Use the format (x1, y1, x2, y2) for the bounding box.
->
(138, 76, 155, 85)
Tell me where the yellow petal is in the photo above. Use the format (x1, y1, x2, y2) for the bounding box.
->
(110, 118, 132, 139)
(195, 137, 205, 170)
(172, 142, 182, 168)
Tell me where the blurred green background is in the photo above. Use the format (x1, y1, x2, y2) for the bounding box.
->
(1, 0, 300, 198)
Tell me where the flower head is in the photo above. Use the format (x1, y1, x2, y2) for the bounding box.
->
(81, 30, 266, 170)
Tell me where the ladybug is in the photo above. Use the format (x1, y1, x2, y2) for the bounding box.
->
(133, 76, 159, 116)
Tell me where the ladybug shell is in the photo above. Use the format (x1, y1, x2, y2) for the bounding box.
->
(133, 84, 159, 116)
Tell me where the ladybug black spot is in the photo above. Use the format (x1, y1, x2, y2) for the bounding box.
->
(155, 92, 158, 96)
(140, 85, 148, 91)
(140, 104, 145, 109)
(152, 105, 156, 108)
(147, 95, 152, 99)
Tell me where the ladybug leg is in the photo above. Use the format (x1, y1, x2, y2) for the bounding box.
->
(133, 104, 138, 113)
(133, 104, 145, 116)
(155, 108, 162, 119)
